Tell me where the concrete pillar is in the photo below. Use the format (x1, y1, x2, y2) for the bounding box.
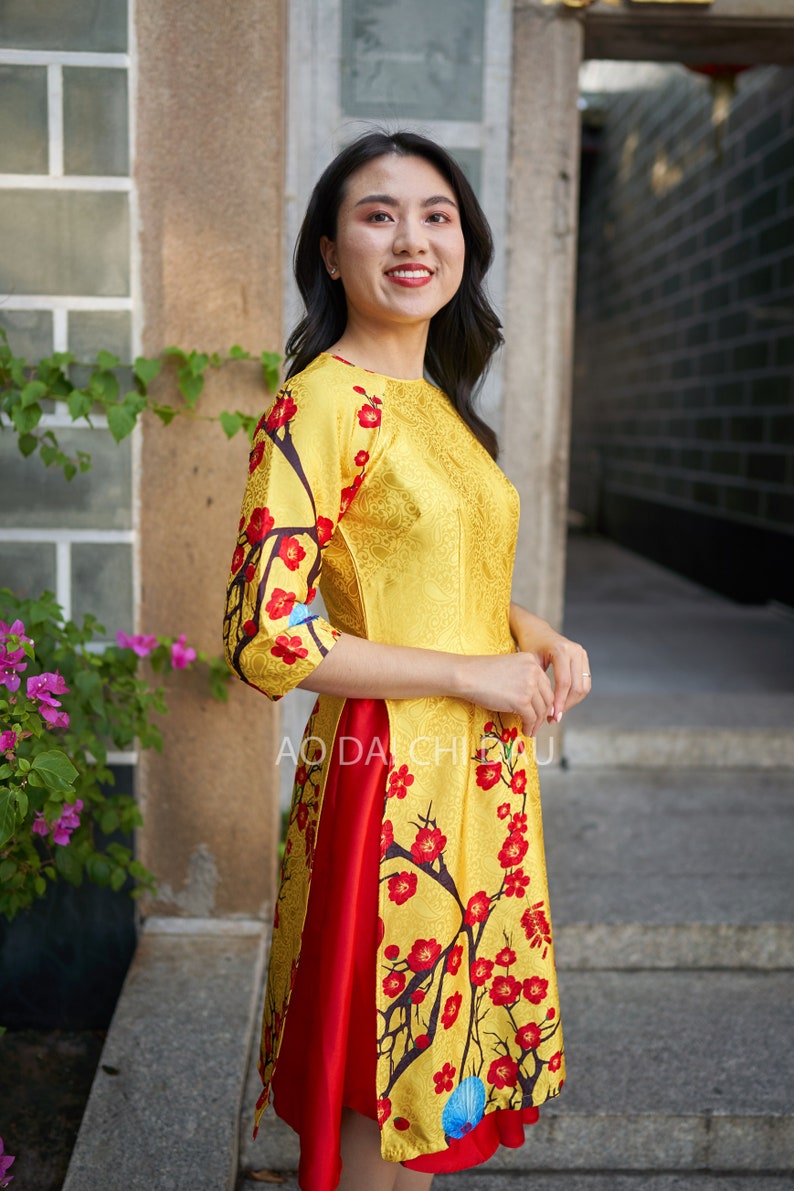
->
(135, 1, 286, 918)
(502, 0, 584, 631)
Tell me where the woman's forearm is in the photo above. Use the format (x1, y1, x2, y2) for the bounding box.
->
(509, 601, 561, 658)
(297, 633, 468, 700)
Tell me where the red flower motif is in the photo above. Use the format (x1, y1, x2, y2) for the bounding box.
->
(521, 902, 553, 951)
(497, 802, 511, 819)
(515, 1021, 542, 1050)
(489, 974, 522, 1006)
(306, 586, 316, 603)
(547, 1007, 556, 1020)
(357, 404, 381, 428)
(382, 970, 406, 998)
(270, 634, 308, 665)
(231, 544, 246, 574)
(501, 727, 517, 744)
(376, 1098, 391, 1126)
(410, 826, 446, 866)
(353, 385, 367, 395)
(384, 944, 400, 960)
(295, 802, 309, 831)
(446, 945, 463, 975)
(265, 588, 296, 620)
(278, 536, 306, 571)
(304, 821, 316, 863)
(483, 720, 494, 732)
(411, 989, 426, 1004)
(476, 761, 502, 790)
(495, 946, 517, 967)
(243, 619, 258, 636)
(548, 1051, 562, 1073)
(394, 1118, 410, 1132)
(469, 957, 493, 987)
(464, 891, 490, 925)
(523, 975, 549, 1004)
(487, 1055, 519, 1089)
(510, 770, 527, 795)
(355, 449, 369, 467)
(295, 765, 308, 786)
(388, 871, 417, 906)
(407, 938, 441, 972)
(505, 867, 530, 898)
(499, 831, 529, 870)
(339, 475, 362, 519)
(316, 516, 334, 546)
(380, 819, 394, 860)
(265, 392, 297, 430)
(508, 813, 528, 835)
(244, 563, 256, 582)
(248, 440, 265, 473)
(441, 991, 462, 1029)
(415, 1034, 430, 1049)
(433, 1063, 456, 1094)
(246, 506, 274, 544)
(387, 764, 414, 800)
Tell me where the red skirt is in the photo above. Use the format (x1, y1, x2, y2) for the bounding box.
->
(271, 698, 539, 1190)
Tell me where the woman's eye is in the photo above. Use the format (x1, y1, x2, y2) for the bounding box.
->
(368, 211, 392, 223)
(427, 212, 450, 224)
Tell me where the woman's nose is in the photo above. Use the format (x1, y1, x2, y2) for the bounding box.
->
(392, 217, 427, 255)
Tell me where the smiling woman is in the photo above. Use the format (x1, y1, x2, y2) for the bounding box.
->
(223, 130, 591, 1191)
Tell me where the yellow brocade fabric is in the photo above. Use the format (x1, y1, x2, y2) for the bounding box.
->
(223, 353, 564, 1163)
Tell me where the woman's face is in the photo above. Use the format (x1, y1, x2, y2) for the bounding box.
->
(320, 153, 466, 336)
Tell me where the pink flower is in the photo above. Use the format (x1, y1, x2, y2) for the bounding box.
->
(26, 671, 70, 728)
(0, 618, 31, 693)
(0, 1135, 15, 1187)
(52, 800, 83, 846)
(0, 730, 17, 754)
(32, 813, 50, 837)
(116, 631, 158, 657)
(171, 634, 197, 670)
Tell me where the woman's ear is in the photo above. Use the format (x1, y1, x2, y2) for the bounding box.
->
(320, 236, 340, 279)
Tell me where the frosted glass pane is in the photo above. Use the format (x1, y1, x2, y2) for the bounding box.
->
(0, 310, 53, 359)
(68, 311, 131, 361)
(72, 543, 133, 638)
(63, 68, 129, 177)
(0, 0, 127, 52)
(0, 430, 132, 530)
(0, 542, 56, 599)
(0, 191, 129, 296)
(452, 149, 482, 199)
(341, 0, 485, 120)
(0, 65, 48, 174)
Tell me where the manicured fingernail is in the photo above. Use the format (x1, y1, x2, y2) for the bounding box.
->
(555, 711, 563, 723)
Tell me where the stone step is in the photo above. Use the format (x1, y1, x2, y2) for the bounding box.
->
(560, 695, 794, 769)
(240, 970, 794, 1178)
(541, 767, 794, 968)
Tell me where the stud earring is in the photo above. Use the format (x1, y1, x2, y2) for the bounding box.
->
(329, 266, 337, 276)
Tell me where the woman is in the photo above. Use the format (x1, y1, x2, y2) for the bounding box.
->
(224, 130, 591, 1191)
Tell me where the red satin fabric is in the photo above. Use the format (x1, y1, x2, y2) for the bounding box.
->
(271, 698, 538, 1190)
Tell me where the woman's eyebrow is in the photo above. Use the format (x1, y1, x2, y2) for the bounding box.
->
(353, 193, 458, 210)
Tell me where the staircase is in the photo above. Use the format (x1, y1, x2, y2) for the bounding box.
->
(239, 538, 794, 1190)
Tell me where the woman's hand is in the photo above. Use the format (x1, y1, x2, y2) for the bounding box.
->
(456, 650, 556, 738)
(509, 602, 591, 724)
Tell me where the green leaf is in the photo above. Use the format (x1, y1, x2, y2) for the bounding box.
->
(18, 433, 37, 457)
(67, 390, 93, 420)
(107, 402, 137, 443)
(51, 351, 75, 368)
(153, 406, 176, 426)
(15, 789, 28, 820)
(12, 402, 42, 433)
(34, 875, 46, 896)
(110, 866, 127, 892)
(162, 346, 187, 362)
(31, 749, 78, 791)
(21, 380, 47, 407)
(189, 352, 209, 376)
(96, 350, 120, 370)
(134, 356, 162, 387)
(261, 351, 281, 393)
(89, 369, 119, 403)
(86, 854, 112, 885)
(0, 788, 16, 848)
(178, 371, 204, 407)
(229, 345, 250, 360)
(55, 846, 83, 886)
(0, 858, 16, 882)
(219, 410, 243, 439)
(100, 808, 120, 834)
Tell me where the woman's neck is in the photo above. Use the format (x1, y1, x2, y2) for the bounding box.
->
(330, 322, 429, 381)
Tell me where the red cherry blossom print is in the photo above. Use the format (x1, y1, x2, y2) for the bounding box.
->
(355, 449, 369, 467)
(377, 1098, 391, 1126)
(265, 392, 297, 430)
(306, 586, 316, 603)
(238, 515, 246, 531)
(270, 634, 309, 665)
(353, 386, 367, 395)
(384, 944, 400, 961)
(388, 871, 418, 906)
(517, 740, 525, 754)
(411, 989, 426, 1005)
(469, 957, 494, 987)
(510, 770, 528, 795)
(243, 619, 258, 636)
(357, 404, 381, 428)
(265, 588, 296, 620)
(407, 938, 442, 972)
(304, 821, 316, 863)
(523, 975, 549, 1004)
(476, 761, 502, 790)
(246, 506, 275, 544)
(483, 720, 494, 732)
(295, 802, 309, 831)
(489, 974, 522, 1006)
(521, 902, 553, 953)
(548, 1052, 562, 1073)
(244, 563, 256, 582)
(295, 765, 308, 786)
(495, 947, 517, 967)
(505, 867, 530, 898)
(442, 991, 462, 1029)
(499, 831, 529, 869)
(501, 727, 517, 744)
(410, 826, 446, 866)
(487, 1055, 519, 1089)
(515, 1021, 542, 1051)
(231, 545, 245, 574)
(497, 802, 511, 820)
(415, 1034, 430, 1049)
(380, 819, 394, 860)
(278, 536, 306, 571)
(464, 891, 490, 925)
(387, 764, 415, 800)
(546, 1007, 556, 1020)
(394, 1118, 410, 1132)
(382, 970, 406, 998)
(316, 516, 333, 546)
(446, 945, 463, 975)
(508, 813, 528, 836)
(433, 1063, 456, 1094)
(248, 440, 265, 473)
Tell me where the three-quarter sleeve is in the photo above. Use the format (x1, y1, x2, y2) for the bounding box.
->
(223, 370, 380, 700)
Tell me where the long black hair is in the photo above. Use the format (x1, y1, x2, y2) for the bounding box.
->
(285, 130, 503, 459)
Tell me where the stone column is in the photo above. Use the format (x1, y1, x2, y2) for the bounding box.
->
(135, 1, 287, 918)
(502, 0, 584, 631)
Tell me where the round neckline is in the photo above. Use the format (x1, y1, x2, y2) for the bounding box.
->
(320, 351, 430, 386)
